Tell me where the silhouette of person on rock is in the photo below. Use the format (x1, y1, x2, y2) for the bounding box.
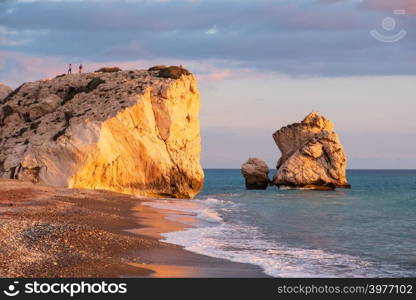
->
(68, 64, 72, 74)
(79, 64, 83, 74)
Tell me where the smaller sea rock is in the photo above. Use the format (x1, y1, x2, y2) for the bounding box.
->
(241, 158, 270, 190)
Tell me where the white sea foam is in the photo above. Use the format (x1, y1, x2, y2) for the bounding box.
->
(143, 198, 230, 224)
(144, 197, 413, 277)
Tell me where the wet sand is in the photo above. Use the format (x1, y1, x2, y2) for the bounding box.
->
(126, 201, 268, 277)
(0, 179, 267, 278)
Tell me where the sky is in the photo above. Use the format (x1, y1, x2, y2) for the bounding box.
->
(0, 0, 415, 169)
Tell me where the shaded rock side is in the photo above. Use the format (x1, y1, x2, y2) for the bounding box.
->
(241, 158, 270, 189)
(273, 112, 350, 190)
(0, 83, 12, 102)
(0, 68, 204, 199)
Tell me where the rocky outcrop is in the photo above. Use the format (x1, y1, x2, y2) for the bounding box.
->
(273, 112, 350, 190)
(0, 67, 204, 198)
(241, 158, 270, 190)
(0, 83, 12, 102)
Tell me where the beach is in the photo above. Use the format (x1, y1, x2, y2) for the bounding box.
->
(0, 179, 267, 278)
(1, 171, 416, 278)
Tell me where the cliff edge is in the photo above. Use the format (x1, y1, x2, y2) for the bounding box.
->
(0, 83, 12, 102)
(0, 67, 204, 198)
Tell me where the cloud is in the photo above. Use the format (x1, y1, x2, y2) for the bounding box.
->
(0, 51, 67, 87)
(0, 0, 415, 79)
(0, 50, 263, 87)
(359, 0, 416, 15)
(205, 25, 217, 35)
(1, 0, 362, 32)
(318, 0, 348, 4)
(0, 26, 31, 46)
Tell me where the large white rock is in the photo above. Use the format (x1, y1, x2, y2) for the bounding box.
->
(0, 67, 204, 198)
(273, 112, 350, 190)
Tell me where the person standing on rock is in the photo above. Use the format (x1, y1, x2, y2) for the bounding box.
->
(79, 64, 83, 74)
(68, 64, 72, 74)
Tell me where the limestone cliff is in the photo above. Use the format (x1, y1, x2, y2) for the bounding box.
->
(0, 67, 204, 198)
(273, 112, 350, 190)
(0, 83, 12, 102)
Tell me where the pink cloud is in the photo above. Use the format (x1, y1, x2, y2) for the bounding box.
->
(0, 51, 66, 87)
(318, 0, 346, 3)
(198, 70, 232, 82)
(360, 0, 416, 15)
(291, 11, 356, 30)
(0, 52, 264, 88)
(319, 0, 416, 16)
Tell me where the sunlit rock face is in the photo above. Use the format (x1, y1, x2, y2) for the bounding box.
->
(0, 68, 204, 198)
(0, 83, 12, 102)
(273, 112, 350, 190)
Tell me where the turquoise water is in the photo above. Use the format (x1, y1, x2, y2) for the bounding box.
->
(147, 170, 416, 277)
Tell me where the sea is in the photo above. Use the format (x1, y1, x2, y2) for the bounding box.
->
(145, 169, 416, 277)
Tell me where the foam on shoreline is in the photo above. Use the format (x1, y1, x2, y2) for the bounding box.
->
(144, 196, 415, 278)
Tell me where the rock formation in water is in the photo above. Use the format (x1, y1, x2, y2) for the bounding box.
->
(0, 83, 12, 102)
(241, 158, 270, 189)
(0, 66, 204, 198)
(273, 112, 350, 190)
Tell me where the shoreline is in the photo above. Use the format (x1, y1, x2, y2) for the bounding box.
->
(0, 179, 267, 278)
(127, 199, 269, 278)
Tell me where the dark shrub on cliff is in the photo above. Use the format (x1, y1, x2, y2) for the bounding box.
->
(157, 66, 191, 79)
(148, 65, 167, 72)
(95, 67, 122, 73)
